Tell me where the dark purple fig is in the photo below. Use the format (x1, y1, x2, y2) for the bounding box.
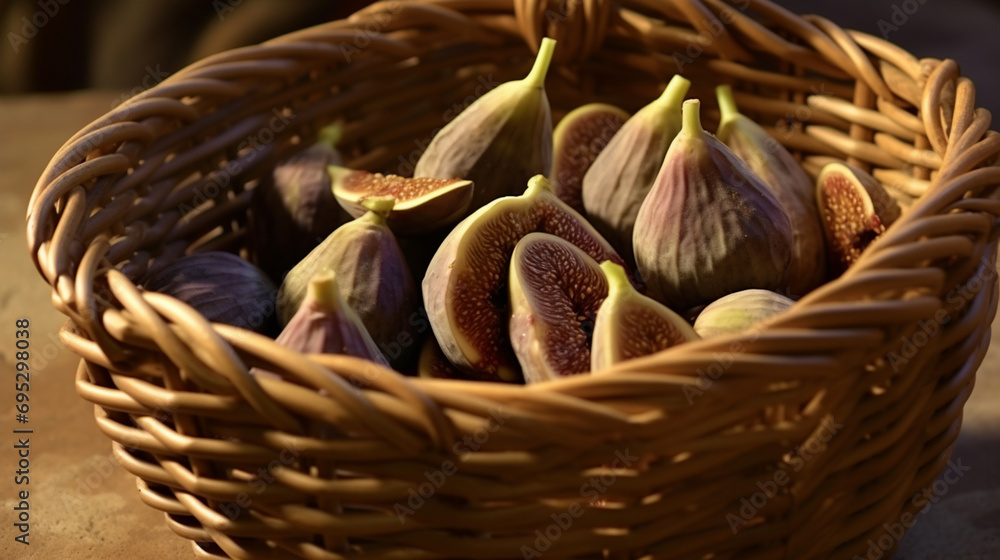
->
(551, 103, 629, 213)
(250, 123, 352, 281)
(508, 233, 608, 384)
(141, 251, 278, 335)
(633, 99, 794, 310)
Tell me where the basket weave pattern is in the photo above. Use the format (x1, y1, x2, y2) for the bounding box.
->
(26, 0, 1000, 558)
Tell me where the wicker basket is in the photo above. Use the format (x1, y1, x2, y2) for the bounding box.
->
(26, 0, 1000, 558)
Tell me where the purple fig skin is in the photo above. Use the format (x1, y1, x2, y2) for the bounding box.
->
(141, 251, 279, 336)
(414, 39, 556, 214)
(277, 198, 420, 369)
(422, 175, 626, 383)
(633, 99, 794, 311)
(250, 124, 353, 282)
(508, 233, 609, 384)
(582, 75, 691, 265)
(716, 85, 826, 296)
(257, 270, 389, 381)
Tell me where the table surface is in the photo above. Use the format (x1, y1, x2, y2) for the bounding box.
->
(1, 84, 999, 560)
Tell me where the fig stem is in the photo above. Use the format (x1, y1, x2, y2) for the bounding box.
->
(681, 99, 704, 136)
(599, 261, 632, 296)
(656, 75, 692, 108)
(524, 37, 557, 89)
(525, 174, 553, 198)
(716, 85, 740, 124)
(308, 269, 341, 313)
(361, 195, 396, 220)
(317, 122, 344, 149)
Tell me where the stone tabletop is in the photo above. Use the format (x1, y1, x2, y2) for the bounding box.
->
(0, 88, 997, 559)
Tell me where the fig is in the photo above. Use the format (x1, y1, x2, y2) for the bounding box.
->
(259, 270, 389, 378)
(633, 99, 794, 310)
(422, 175, 626, 382)
(414, 38, 555, 213)
(715, 85, 826, 296)
(551, 103, 629, 213)
(816, 162, 902, 274)
(329, 165, 473, 234)
(591, 261, 698, 371)
(582, 75, 691, 263)
(508, 233, 608, 384)
(693, 288, 795, 338)
(141, 251, 278, 335)
(277, 197, 420, 369)
(249, 123, 352, 281)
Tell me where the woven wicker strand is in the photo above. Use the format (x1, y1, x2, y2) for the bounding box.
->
(26, 0, 1000, 558)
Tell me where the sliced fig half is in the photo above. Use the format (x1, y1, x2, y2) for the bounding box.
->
(509, 233, 609, 383)
(816, 162, 902, 274)
(591, 261, 699, 371)
(330, 165, 474, 234)
(422, 175, 626, 382)
(551, 103, 629, 213)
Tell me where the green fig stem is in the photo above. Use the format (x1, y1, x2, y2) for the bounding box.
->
(361, 195, 395, 221)
(317, 122, 344, 149)
(524, 174, 553, 198)
(524, 37, 557, 89)
(716, 84, 740, 124)
(308, 269, 341, 313)
(656, 75, 692, 108)
(599, 261, 632, 296)
(681, 99, 704, 136)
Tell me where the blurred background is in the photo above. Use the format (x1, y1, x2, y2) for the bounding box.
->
(2, 0, 1000, 116)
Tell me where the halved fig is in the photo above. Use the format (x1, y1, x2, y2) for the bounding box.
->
(693, 288, 794, 339)
(591, 261, 699, 371)
(551, 103, 630, 213)
(330, 165, 474, 234)
(816, 162, 902, 274)
(509, 233, 608, 383)
(422, 175, 626, 382)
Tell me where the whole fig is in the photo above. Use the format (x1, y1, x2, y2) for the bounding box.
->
(693, 289, 794, 338)
(633, 99, 794, 310)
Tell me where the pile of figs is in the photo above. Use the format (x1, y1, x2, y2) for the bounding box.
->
(143, 38, 905, 385)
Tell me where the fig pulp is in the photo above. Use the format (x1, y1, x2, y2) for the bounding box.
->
(249, 123, 351, 281)
(141, 251, 278, 335)
(414, 38, 556, 213)
(422, 175, 626, 382)
(508, 233, 608, 383)
(816, 162, 902, 275)
(633, 99, 794, 311)
(277, 197, 420, 369)
(330, 166, 473, 234)
(693, 288, 794, 338)
(582, 75, 691, 263)
(715, 85, 826, 295)
(551, 103, 629, 213)
(591, 261, 698, 371)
